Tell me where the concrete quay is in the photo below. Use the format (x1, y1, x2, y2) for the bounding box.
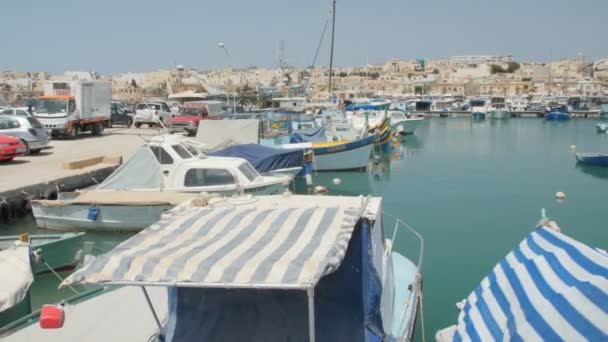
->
(0, 127, 161, 221)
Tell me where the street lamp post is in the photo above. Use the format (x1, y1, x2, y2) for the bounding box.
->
(219, 42, 238, 114)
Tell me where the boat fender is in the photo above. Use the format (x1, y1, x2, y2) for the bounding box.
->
(305, 174, 313, 186)
(40, 304, 65, 329)
(88, 207, 100, 221)
(314, 186, 328, 194)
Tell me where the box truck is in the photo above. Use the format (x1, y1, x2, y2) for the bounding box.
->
(34, 81, 111, 138)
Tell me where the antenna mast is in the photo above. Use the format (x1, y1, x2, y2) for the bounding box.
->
(328, 0, 336, 95)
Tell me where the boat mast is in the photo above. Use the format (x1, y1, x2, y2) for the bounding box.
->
(328, 0, 336, 95)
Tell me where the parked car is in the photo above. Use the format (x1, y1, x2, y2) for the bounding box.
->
(0, 115, 50, 154)
(166, 101, 222, 136)
(109, 104, 133, 127)
(112, 101, 134, 115)
(133, 102, 172, 128)
(0, 107, 32, 116)
(0, 134, 26, 162)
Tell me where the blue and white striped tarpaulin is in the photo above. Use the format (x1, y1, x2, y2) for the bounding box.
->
(62, 195, 368, 289)
(452, 227, 608, 341)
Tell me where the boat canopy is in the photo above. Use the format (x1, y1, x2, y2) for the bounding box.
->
(194, 119, 260, 150)
(62, 195, 397, 342)
(0, 245, 33, 313)
(446, 227, 608, 341)
(96, 146, 162, 190)
(62, 195, 368, 289)
(290, 126, 327, 143)
(209, 143, 304, 173)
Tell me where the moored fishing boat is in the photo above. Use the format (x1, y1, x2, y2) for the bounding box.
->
(0, 245, 34, 329)
(489, 97, 511, 119)
(291, 134, 376, 171)
(32, 191, 199, 232)
(489, 109, 511, 119)
(545, 106, 571, 121)
(368, 116, 392, 153)
(2, 194, 424, 342)
(389, 110, 425, 135)
(0, 233, 84, 274)
(436, 220, 608, 341)
(32, 137, 291, 232)
(575, 152, 608, 166)
(471, 112, 486, 120)
(264, 111, 375, 171)
(469, 98, 488, 120)
(600, 104, 608, 119)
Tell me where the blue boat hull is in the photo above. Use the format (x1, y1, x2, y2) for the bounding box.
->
(576, 153, 608, 166)
(471, 112, 486, 120)
(546, 112, 570, 121)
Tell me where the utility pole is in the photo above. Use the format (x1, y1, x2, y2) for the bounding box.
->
(328, 0, 336, 96)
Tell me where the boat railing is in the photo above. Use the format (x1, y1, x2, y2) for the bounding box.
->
(383, 212, 424, 342)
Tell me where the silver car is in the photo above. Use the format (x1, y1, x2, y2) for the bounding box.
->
(0, 115, 50, 154)
(0, 107, 32, 116)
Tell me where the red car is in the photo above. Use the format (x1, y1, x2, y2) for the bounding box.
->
(166, 101, 222, 136)
(0, 134, 27, 162)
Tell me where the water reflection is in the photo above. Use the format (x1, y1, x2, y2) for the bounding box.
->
(400, 135, 423, 150)
(575, 163, 608, 179)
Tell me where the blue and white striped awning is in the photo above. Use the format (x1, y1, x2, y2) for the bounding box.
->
(62, 195, 368, 289)
(452, 227, 608, 341)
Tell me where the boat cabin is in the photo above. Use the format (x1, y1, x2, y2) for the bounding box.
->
(59, 195, 423, 342)
(95, 135, 289, 195)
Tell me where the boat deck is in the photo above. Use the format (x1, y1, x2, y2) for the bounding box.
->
(2, 286, 167, 342)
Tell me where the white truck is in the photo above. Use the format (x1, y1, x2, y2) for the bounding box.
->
(34, 81, 111, 138)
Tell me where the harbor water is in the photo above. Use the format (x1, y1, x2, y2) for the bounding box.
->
(5, 117, 608, 337)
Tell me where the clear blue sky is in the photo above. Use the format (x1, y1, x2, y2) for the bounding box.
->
(2, 0, 606, 74)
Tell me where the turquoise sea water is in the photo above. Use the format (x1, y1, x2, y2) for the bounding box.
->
(5, 117, 608, 337)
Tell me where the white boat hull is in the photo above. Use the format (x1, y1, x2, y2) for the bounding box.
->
(32, 202, 177, 232)
(267, 167, 302, 177)
(31, 183, 288, 232)
(313, 143, 373, 171)
(392, 117, 424, 135)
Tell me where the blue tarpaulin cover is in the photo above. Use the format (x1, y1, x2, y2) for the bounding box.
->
(345, 104, 386, 111)
(209, 143, 304, 173)
(450, 227, 608, 341)
(290, 127, 327, 143)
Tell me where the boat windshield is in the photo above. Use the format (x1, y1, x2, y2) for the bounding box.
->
(470, 100, 486, 107)
(238, 162, 260, 181)
(35, 99, 67, 114)
(391, 112, 406, 120)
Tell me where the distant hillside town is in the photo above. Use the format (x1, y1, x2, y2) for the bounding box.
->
(1, 55, 608, 106)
